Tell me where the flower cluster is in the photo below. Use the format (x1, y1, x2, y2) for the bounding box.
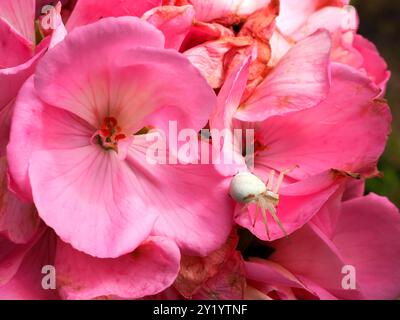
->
(0, 0, 399, 300)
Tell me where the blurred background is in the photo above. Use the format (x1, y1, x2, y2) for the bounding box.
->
(353, 0, 400, 206)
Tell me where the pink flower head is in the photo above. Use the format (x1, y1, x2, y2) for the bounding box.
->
(8, 17, 233, 258)
(0, 0, 397, 301)
(211, 39, 391, 242)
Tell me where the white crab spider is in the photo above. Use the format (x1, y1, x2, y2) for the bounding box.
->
(229, 167, 297, 240)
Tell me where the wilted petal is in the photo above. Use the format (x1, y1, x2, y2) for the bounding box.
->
(143, 5, 195, 50)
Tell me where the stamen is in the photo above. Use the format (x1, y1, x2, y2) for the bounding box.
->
(115, 134, 127, 141)
(96, 117, 127, 152)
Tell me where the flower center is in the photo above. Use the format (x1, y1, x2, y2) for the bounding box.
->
(96, 117, 127, 152)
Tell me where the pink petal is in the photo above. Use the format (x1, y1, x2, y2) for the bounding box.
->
(254, 63, 390, 180)
(234, 0, 271, 16)
(47, 2, 68, 49)
(245, 259, 336, 300)
(127, 134, 234, 256)
(211, 55, 252, 132)
(0, 99, 14, 156)
(0, 237, 31, 286)
(246, 259, 309, 292)
(66, 0, 162, 30)
(56, 236, 180, 300)
(180, 20, 234, 52)
(209, 55, 252, 176)
(175, 233, 238, 298)
(270, 223, 359, 299)
(235, 30, 331, 121)
(333, 194, 400, 300)
(29, 146, 158, 258)
(188, 0, 270, 23)
(114, 46, 216, 134)
(310, 185, 344, 239)
(0, 0, 35, 43)
(292, 6, 358, 41)
(0, 39, 48, 156)
(143, 5, 195, 50)
(342, 179, 365, 201)
(0, 228, 60, 300)
(0, 157, 39, 244)
(0, 17, 33, 69)
(8, 78, 95, 201)
(187, 0, 234, 22)
(267, 29, 293, 67)
(353, 34, 391, 93)
(0, 40, 46, 119)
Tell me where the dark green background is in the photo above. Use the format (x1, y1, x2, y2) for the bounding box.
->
(353, 0, 400, 206)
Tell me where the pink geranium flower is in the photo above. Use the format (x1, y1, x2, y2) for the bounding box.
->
(8, 17, 233, 258)
(210, 37, 391, 241)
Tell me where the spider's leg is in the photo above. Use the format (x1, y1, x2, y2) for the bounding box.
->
(266, 201, 288, 238)
(253, 202, 260, 227)
(248, 204, 255, 226)
(259, 198, 270, 240)
(266, 170, 275, 190)
(274, 171, 287, 194)
(274, 166, 298, 194)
